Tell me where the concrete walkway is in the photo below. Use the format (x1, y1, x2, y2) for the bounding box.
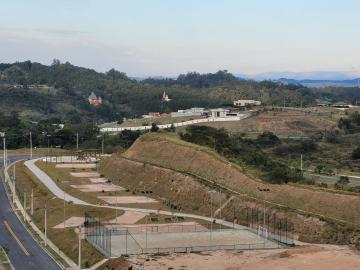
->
(25, 159, 89, 205)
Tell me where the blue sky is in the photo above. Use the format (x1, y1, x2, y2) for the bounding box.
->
(1, 0, 360, 77)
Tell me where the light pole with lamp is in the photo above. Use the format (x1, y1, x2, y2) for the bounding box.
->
(258, 187, 270, 242)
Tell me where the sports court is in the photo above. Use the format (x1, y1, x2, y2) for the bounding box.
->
(109, 226, 280, 256)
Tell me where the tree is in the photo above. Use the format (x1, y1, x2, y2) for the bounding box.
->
(352, 147, 360, 160)
(150, 123, 159, 132)
(337, 176, 350, 186)
(338, 118, 352, 130)
(256, 131, 280, 147)
(118, 130, 141, 148)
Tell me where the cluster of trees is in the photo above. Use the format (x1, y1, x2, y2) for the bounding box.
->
(0, 111, 100, 149)
(338, 111, 360, 133)
(180, 126, 302, 184)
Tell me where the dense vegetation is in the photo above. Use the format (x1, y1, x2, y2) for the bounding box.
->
(180, 126, 303, 184)
(0, 60, 318, 125)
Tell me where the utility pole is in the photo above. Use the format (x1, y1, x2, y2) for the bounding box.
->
(47, 134, 50, 158)
(31, 189, 34, 216)
(101, 134, 104, 155)
(76, 133, 79, 152)
(30, 131, 33, 159)
(13, 165, 16, 203)
(258, 187, 271, 241)
(210, 192, 214, 241)
(63, 191, 66, 228)
(1, 133, 6, 168)
(78, 226, 82, 269)
(23, 192, 27, 223)
(44, 204, 47, 246)
(13, 167, 16, 204)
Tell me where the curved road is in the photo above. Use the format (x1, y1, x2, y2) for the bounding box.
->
(0, 155, 62, 270)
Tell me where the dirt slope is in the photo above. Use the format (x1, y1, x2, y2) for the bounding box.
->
(122, 133, 360, 225)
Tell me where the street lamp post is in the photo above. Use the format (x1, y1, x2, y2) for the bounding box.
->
(44, 196, 57, 247)
(29, 131, 33, 159)
(47, 134, 51, 158)
(258, 187, 270, 241)
(1, 132, 6, 168)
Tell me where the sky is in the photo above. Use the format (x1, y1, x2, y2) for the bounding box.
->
(1, 0, 360, 78)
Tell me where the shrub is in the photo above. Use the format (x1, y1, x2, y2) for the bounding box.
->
(352, 147, 360, 160)
(151, 123, 159, 132)
(256, 131, 281, 147)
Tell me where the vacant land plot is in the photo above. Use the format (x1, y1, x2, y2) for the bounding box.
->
(107, 211, 147, 224)
(70, 172, 101, 178)
(44, 156, 99, 163)
(137, 244, 360, 270)
(53, 216, 85, 229)
(70, 184, 124, 192)
(89, 178, 108, 183)
(98, 196, 158, 204)
(56, 163, 96, 169)
(194, 111, 336, 137)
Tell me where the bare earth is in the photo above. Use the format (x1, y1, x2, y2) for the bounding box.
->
(70, 172, 101, 178)
(55, 163, 96, 169)
(98, 196, 158, 204)
(70, 184, 124, 192)
(43, 156, 99, 163)
(106, 211, 147, 224)
(134, 245, 360, 270)
(53, 216, 85, 229)
(89, 177, 108, 183)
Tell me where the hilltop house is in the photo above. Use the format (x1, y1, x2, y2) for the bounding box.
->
(88, 92, 103, 106)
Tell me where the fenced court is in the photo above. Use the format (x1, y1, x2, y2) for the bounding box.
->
(84, 212, 292, 257)
(110, 226, 280, 256)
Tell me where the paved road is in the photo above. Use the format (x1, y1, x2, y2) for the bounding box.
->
(304, 171, 360, 187)
(0, 155, 62, 270)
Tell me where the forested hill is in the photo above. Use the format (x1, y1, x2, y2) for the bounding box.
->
(0, 60, 317, 124)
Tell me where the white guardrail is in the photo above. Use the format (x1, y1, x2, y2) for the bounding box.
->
(100, 113, 251, 133)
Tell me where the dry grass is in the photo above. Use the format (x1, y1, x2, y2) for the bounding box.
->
(100, 155, 227, 216)
(193, 110, 337, 137)
(121, 134, 360, 224)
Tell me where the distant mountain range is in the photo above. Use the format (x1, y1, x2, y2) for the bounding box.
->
(236, 71, 360, 87)
(276, 78, 360, 88)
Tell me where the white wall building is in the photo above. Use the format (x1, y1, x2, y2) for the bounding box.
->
(233, 100, 261, 107)
(209, 108, 229, 118)
(171, 107, 205, 117)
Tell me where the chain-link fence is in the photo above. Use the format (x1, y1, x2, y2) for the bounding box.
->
(84, 212, 112, 257)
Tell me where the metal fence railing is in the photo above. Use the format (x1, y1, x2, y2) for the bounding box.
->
(84, 213, 112, 257)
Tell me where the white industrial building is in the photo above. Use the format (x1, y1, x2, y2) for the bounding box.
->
(171, 107, 205, 117)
